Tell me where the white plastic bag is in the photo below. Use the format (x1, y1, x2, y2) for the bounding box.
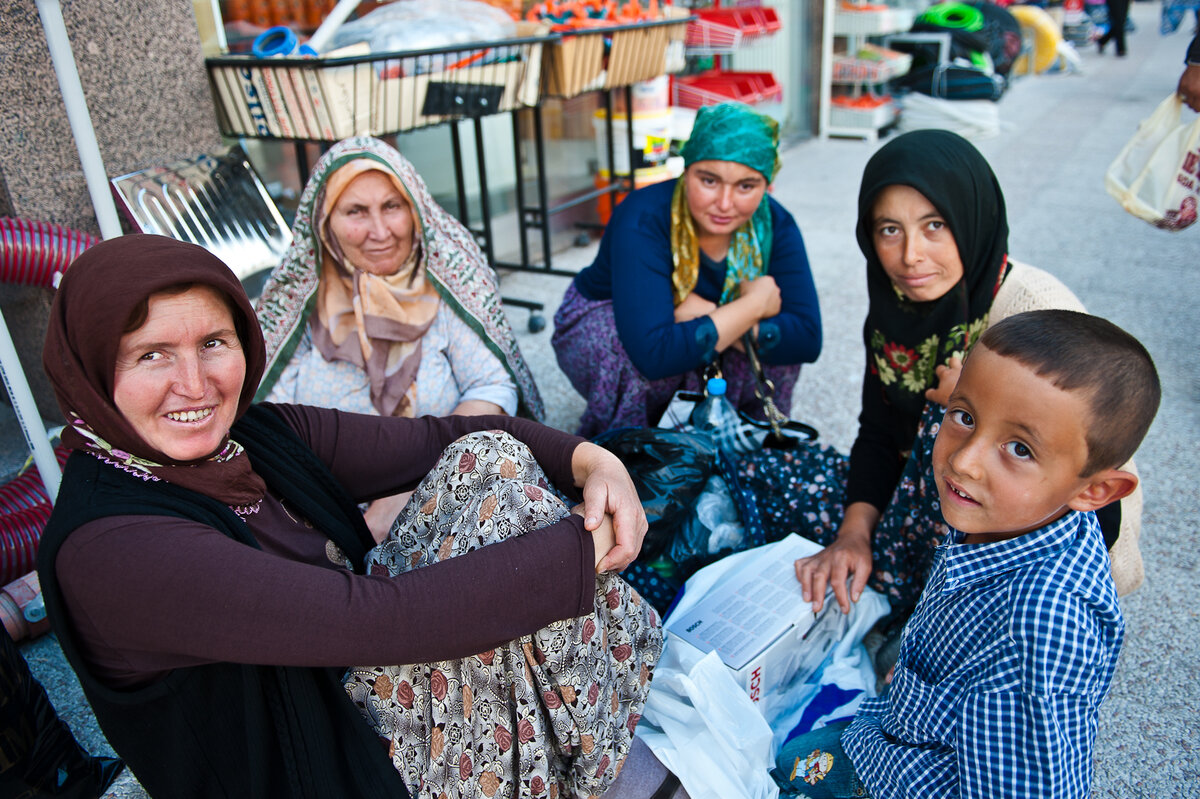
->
(1105, 94, 1200, 231)
(637, 646, 780, 799)
(637, 537, 889, 799)
(327, 0, 517, 56)
(896, 93, 1004, 140)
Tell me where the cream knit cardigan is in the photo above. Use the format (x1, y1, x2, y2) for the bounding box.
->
(989, 260, 1144, 595)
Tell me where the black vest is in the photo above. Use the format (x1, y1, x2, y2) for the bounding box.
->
(37, 405, 411, 799)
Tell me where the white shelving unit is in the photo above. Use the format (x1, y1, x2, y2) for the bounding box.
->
(818, 0, 915, 141)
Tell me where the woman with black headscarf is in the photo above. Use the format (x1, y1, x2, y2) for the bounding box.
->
(736, 130, 1142, 634)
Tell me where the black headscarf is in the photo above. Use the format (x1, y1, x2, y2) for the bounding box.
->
(857, 129, 1010, 423)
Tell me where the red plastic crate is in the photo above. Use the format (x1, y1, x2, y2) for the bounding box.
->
(671, 70, 782, 108)
(685, 6, 781, 54)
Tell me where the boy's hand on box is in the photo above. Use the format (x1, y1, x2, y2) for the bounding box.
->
(795, 528, 872, 614)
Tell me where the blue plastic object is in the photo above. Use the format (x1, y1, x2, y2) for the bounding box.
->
(252, 26, 317, 58)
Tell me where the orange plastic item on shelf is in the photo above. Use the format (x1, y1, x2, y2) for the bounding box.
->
(831, 45, 912, 83)
(222, 0, 336, 29)
(831, 93, 891, 108)
(475, 0, 524, 19)
(839, 1, 891, 10)
(594, 166, 673, 224)
(527, 0, 661, 25)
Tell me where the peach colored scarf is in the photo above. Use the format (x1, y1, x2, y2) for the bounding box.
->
(255, 136, 546, 421)
(314, 159, 441, 417)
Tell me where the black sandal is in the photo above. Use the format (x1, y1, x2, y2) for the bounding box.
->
(649, 771, 681, 799)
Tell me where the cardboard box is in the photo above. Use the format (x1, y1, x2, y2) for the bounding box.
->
(666, 534, 848, 705)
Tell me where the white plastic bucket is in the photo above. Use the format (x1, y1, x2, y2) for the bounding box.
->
(593, 109, 672, 176)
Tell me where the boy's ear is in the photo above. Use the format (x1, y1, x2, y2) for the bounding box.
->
(1067, 468, 1138, 512)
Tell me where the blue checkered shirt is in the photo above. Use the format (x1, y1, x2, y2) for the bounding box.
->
(842, 511, 1124, 798)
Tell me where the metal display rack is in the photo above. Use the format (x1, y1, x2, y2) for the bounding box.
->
(204, 14, 691, 330)
(818, 0, 915, 141)
(669, 1, 784, 113)
(206, 28, 553, 141)
(504, 12, 691, 281)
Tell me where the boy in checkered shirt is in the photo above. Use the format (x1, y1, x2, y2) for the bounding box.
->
(776, 310, 1160, 799)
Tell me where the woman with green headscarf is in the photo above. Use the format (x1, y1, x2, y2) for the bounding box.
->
(552, 102, 822, 437)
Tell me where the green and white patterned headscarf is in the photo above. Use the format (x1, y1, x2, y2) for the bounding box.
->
(254, 136, 544, 420)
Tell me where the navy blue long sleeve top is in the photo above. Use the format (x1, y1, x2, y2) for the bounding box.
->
(572, 179, 822, 380)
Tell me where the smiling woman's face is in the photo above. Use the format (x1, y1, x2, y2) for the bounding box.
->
(871, 184, 965, 302)
(112, 285, 246, 462)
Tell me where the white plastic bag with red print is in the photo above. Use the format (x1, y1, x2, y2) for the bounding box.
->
(1106, 94, 1200, 231)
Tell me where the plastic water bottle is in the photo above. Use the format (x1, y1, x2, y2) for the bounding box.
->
(692, 377, 741, 458)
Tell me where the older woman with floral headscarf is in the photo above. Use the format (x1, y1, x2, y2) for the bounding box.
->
(37, 235, 676, 799)
(552, 102, 822, 437)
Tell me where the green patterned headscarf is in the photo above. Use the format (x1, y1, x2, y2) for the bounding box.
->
(671, 103, 779, 306)
(680, 102, 781, 181)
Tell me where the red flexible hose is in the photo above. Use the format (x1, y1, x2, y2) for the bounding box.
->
(0, 217, 97, 287)
(0, 470, 51, 513)
(0, 504, 52, 584)
(1, 218, 95, 582)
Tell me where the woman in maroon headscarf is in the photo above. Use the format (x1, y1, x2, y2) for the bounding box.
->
(37, 235, 678, 799)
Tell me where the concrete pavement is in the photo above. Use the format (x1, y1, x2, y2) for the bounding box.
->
(13, 2, 1199, 793)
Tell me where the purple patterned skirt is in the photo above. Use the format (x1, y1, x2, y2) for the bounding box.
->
(551, 283, 801, 438)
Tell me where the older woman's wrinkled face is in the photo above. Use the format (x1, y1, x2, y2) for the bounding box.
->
(872, 184, 965, 303)
(113, 285, 246, 462)
(327, 170, 416, 276)
(684, 160, 767, 241)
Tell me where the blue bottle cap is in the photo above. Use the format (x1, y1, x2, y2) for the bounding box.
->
(706, 377, 727, 395)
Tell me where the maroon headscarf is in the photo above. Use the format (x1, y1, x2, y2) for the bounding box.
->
(42, 234, 268, 508)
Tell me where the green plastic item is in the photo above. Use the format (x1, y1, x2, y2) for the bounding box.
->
(918, 1, 984, 31)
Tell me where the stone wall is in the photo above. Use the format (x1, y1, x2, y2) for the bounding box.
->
(0, 0, 223, 420)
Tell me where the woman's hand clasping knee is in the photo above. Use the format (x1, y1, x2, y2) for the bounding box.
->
(571, 442, 647, 573)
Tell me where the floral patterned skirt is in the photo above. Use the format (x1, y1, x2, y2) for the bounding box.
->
(343, 431, 663, 799)
(733, 403, 950, 613)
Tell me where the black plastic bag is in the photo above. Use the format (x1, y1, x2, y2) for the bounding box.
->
(0, 627, 124, 798)
(594, 428, 771, 614)
(894, 63, 1006, 101)
(970, 1, 1023, 76)
(593, 427, 718, 560)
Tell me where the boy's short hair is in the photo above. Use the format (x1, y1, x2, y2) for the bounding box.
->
(978, 310, 1160, 476)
